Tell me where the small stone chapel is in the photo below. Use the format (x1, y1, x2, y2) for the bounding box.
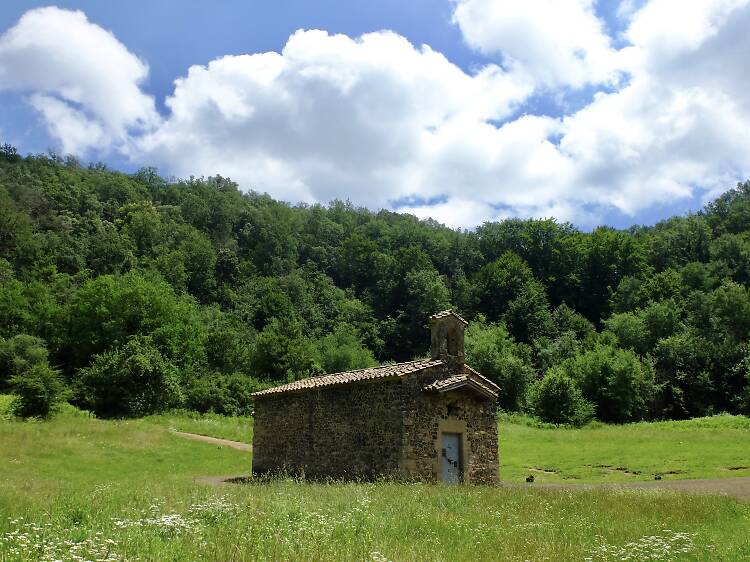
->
(251, 311, 499, 484)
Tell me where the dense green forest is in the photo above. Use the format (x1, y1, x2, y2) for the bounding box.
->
(1, 143, 749, 423)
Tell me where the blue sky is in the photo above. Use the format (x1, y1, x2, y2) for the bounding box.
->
(1, 1, 748, 229)
(3, 1, 491, 108)
(1, 0, 495, 156)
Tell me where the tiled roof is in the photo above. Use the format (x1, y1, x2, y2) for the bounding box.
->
(252, 359, 444, 397)
(424, 374, 467, 391)
(424, 373, 499, 398)
(430, 310, 468, 325)
(463, 364, 501, 392)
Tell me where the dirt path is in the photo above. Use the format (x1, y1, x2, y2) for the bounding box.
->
(513, 476, 750, 502)
(173, 431, 252, 452)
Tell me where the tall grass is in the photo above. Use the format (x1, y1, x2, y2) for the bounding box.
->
(1, 406, 749, 560)
(2, 471, 749, 560)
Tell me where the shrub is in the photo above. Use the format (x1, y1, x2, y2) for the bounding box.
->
(534, 331, 581, 372)
(75, 335, 183, 417)
(557, 345, 656, 423)
(185, 373, 268, 416)
(0, 334, 49, 392)
(202, 307, 255, 375)
(252, 317, 321, 381)
(652, 330, 714, 419)
(10, 363, 67, 418)
(0, 393, 13, 420)
(604, 312, 647, 355)
(316, 324, 376, 374)
(66, 271, 207, 371)
(464, 318, 535, 411)
(640, 299, 684, 345)
(528, 371, 594, 426)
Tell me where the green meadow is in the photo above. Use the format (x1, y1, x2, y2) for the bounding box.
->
(1, 403, 749, 561)
(143, 410, 254, 445)
(500, 413, 750, 483)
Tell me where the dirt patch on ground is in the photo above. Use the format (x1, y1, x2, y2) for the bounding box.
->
(514, 476, 750, 502)
(173, 431, 252, 452)
(194, 474, 251, 486)
(527, 466, 558, 474)
(193, 467, 750, 502)
(584, 464, 644, 476)
(617, 476, 750, 501)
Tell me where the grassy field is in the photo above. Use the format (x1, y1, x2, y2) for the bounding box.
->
(142, 409, 750, 483)
(0, 402, 749, 560)
(143, 410, 253, 444)
(500, 413, 750, 483)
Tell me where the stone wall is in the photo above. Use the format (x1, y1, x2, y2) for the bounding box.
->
(252, 364, 498, 484)
(399, 366, 499, 484)
(252, 378, 405, 479)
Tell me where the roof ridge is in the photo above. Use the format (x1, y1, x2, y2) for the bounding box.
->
(463, 364, 500, 391)
(430, 309, 469, 325)
(308, 358, 438, 379)
(253, 358, 444, 397)
(424, 372, 498, 398)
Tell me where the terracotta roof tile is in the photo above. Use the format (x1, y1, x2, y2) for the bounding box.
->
(424, 372, 498, 398)
(429, 310, 469, 325)
(252, 359, 444, 397)
(462, 364, 501, 392)
(424, 374, 469, 391)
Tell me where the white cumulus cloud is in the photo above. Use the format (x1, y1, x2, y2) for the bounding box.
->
(452, 0, 621, 88)
(0, 6, 158, 153)
(135, 28, 535, 208)
(450, 0, 750, 220)
(2, 2, 750, 228)
(558, 0, 750, 210)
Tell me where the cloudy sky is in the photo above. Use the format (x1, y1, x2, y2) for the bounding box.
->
(1, 1, 749, 229)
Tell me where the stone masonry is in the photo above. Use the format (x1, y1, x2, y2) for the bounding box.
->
(252, 311, 499, 484)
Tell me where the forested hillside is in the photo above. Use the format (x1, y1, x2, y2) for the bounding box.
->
(1, 144, 749, 422)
